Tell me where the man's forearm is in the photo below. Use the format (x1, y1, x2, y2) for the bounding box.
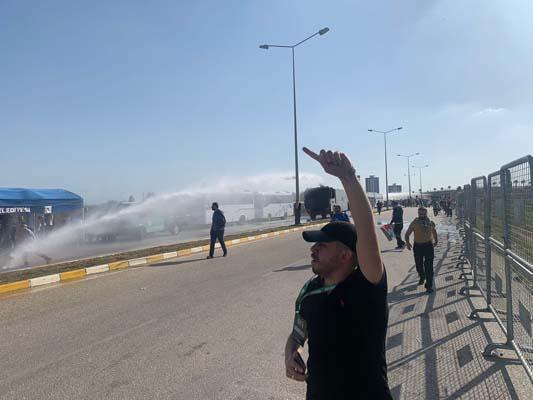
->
(300, 147, 383, 282)
(340, 174, 374, 234)
(340, 173, 383, 283)
(285, 334, 300, 358)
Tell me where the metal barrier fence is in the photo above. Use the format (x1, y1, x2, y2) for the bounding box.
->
(456, 155, 532, 382)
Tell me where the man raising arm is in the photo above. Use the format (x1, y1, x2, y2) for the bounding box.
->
(284, 148, 391, 400)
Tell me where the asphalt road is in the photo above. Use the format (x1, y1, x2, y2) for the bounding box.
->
(0, 210, 395, 399)
(0, 223, 312, 399)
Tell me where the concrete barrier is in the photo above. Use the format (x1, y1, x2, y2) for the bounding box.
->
(86, 264, 109, 275)
(30, 274, 60, 287)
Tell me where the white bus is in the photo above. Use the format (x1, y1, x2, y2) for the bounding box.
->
(203, 192, 294, 224)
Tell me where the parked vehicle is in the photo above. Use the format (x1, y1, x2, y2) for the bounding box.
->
(303, 186, 349, 221)
(304, 186, 330, 220)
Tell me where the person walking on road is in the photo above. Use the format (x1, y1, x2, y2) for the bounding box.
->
(330, 205, 350, 222)
(207, 202, 227, 259)
(376, 200, 383, 215)
(445, 198, 453, 217)
(405, 207, 438, 293)
(432, 200, 440, 216)
(284, 147, 392, 400)
(390, 201, 405, 249)
(448, 200, 454, 218)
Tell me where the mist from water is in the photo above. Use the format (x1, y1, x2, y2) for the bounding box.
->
(2, 172, 323, 271)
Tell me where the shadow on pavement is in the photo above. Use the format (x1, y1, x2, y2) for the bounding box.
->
(150, 258, 207, 268)
(273, 264, 312, 272)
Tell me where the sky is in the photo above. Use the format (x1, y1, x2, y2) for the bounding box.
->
(1, 0, 532, 203)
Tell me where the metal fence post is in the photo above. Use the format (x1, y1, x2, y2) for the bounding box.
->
(484, 176, 492, 307)
(459, 185, 475, 286)
(457, 189, 468, 266)
(502, 168, 515, 343)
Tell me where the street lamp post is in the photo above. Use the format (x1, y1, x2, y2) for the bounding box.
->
(397, 153, 420, 202)
(403, 171, 417, 197)
(260, 27, 330, 225)
(368, 127, 403, 207)
(412, 164, 429, 199)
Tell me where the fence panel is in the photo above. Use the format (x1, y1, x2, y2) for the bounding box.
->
(471, 177, 487, 297)
(489, 172, 505, 244)
(509, 257, 533, 379)
(488, 172, 508, 330)
(503, 157, 533, 264)
(488, 240, 508, 331)
(501, 156, 533, 379)
(461, 156, 532, 382)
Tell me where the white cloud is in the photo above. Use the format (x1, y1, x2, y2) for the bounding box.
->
(474, 108, 506, 116)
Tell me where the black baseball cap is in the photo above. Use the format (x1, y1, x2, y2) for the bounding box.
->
(302, 221, 357, 252)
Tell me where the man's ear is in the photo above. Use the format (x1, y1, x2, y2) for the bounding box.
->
(341, 248, 353, 263)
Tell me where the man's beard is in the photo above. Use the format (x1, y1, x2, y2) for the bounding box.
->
(311, 263, 320, 275)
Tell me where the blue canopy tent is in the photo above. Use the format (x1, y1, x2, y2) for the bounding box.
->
(0, 189, 84, 250)
(0, 188, 83, 214)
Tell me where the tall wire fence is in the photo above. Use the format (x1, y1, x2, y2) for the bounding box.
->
(456, 155, 532, 382)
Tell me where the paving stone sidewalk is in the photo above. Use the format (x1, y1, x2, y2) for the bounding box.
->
(386, 218, 531, 400)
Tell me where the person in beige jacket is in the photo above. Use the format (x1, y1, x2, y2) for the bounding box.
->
(405, 207, 438, 293)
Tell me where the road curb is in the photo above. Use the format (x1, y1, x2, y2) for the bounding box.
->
(0, 223, 324, 296)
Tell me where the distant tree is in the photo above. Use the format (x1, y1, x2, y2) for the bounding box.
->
(128, 195, 135, 202)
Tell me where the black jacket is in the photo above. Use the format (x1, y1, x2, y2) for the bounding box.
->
(211, 209, 226, 231)
(391, 206, 403, 224)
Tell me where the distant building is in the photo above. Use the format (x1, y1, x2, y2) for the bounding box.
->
(365, 175, 380, 194)
(388, 183, 402, 193)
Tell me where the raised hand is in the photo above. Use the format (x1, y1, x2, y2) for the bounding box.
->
(302, 147, 356, 180)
